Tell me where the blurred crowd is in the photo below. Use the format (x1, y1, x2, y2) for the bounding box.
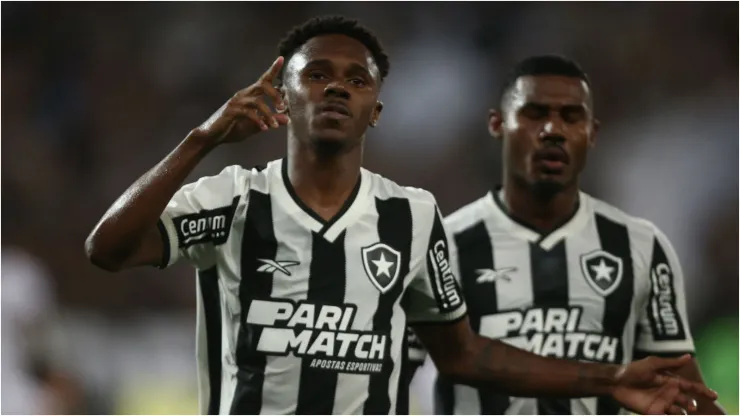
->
(2, 2, 737, 414)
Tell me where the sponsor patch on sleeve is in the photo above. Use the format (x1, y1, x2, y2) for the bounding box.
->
(173, 197, 239, 249)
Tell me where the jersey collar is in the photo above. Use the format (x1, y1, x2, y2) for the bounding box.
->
(271, 158, 371, 242)
(486, 186, 591, 251)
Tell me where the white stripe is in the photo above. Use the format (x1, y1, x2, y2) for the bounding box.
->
(508, 398, 537, 414)
(572, 396, 598, 415)
(453, 383, 481, 414)
(496, 237, 538, 414)
(258, 195, 313, 415)
(568, 214, 606, 334)
(331, 213, 381, 414)
(217, 192, 249, 415)
(494, 238, 533, 311)
(565, 212, 604, 414)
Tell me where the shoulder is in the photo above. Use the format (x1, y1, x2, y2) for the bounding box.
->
(444, 193, 492, 235)
(185, 164, 253, 195)
(586, 193, 662, 242)
(364, 169, 438, 211)
(207, 159, 282, 195)
(585, 194, 675, 274)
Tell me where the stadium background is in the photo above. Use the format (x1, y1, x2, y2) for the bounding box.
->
(2, 2, 737, 414)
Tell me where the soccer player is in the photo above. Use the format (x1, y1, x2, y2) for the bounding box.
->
(406, 55, 724, 415)
(85, 17, 716, 415)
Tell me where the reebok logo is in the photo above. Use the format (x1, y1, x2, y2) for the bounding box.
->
(476, 267, 517, 284)
(257, 259, 299, 276)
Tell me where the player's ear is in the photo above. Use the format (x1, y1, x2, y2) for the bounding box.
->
(589, 118, 600, 148)
(488, 108, 504, 139)
(370, 101, 383, 128)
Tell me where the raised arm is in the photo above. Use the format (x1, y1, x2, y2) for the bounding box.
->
(85, 135, 214, 271)
(85, 57, 288, 271)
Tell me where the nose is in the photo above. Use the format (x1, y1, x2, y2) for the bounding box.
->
(539, 118, 566, 142)
(324, 82, 350, 100)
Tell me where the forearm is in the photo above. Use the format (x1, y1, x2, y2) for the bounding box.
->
(445, 335, 620, 398)
(85, 132, 214, 267)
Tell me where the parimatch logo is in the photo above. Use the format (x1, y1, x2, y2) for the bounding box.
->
(246, 299, 389, 374)
(480, 307, 621, 363)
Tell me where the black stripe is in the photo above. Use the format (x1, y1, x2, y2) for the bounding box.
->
(295, 232, 348, 414)
(434, 375, 455, 415)
(156, 219, 171, 269)
(438, 222, 510, 415)
(395, 332, 413, 415)
(594, 214, 635, 415)
(198, 267, 222, 415)
(530, 241, 572, 415)
(230, 190, 277, 415)
(363, 197, 413, 415)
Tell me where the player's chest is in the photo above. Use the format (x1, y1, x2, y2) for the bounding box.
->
(225, 215, 419, 306)
(460, 234, 638, 328)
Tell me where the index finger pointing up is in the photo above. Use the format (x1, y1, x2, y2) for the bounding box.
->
(261, 56, 285, 83)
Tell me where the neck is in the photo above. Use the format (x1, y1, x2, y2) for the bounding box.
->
(502, 174, 580, 233)
(286, 134, 363, 214)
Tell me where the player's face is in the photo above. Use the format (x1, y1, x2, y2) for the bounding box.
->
(491, 75, 598, 193)
(282, 34, 383, 151)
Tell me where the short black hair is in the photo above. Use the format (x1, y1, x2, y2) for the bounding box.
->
(499, 55, 591, 108)
(277, 15, 390, 85)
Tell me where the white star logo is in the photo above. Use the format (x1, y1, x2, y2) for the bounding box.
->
(372, 253, 395, 278)
(590, 259, 614, 282)
(362, 242, 402, 294)
(580, 250, 623, 297)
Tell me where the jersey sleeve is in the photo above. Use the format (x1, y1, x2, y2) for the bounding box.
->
(157, 165, 247, 270)
(406, 326, 427, 366)
(634, 226, 695, 357)
(402, 201, 467, 324)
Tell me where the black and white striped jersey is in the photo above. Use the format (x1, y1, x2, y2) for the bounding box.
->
(409, 188, 695, 415)
(157, 159, 467, 415)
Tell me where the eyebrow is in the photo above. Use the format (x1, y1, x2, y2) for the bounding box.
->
(304, 59, 373, 78)
(523, 101, 588, 111)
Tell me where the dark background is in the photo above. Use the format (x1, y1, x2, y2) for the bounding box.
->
(2, 2, 737, 413)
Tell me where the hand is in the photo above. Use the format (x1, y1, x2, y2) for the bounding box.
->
(191, 56, 289, 145)
(611, 354, 718, 415)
